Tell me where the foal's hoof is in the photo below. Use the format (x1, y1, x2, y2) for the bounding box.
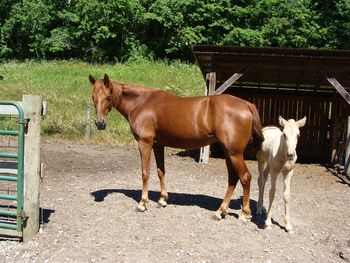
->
(137, 204, 146, 212)
(265, 219, 272, 230)
(286, 225, 294, 234)
(157, 198, 167, 207)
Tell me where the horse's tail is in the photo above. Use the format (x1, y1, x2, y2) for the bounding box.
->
(247, 103, 264, 152)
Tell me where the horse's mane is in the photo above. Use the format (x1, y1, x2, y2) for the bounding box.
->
(115, 82, 158, 97)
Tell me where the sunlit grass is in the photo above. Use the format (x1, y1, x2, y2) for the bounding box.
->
(0, 59, 204, 144)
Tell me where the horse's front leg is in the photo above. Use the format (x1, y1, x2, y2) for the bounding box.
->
(137, 140, 153, 212)
(282, 168, 294, 233)
(265, 172, 278, 229)
(153, 146, 168, 207)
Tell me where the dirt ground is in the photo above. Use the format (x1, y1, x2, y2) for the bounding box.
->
(0, 140, 350, 263)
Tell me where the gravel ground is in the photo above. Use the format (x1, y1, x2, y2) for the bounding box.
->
(0, 140, 349, 263)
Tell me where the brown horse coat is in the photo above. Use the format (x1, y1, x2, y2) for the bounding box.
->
(90, 74, 263, 220)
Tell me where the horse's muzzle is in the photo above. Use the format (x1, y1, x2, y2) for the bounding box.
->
(95, 119, 107, 130)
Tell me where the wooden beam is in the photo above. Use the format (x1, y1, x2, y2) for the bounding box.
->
(346, 116, 350, 176)
(215, 73, 243, 94)
(214, 65, 250, 95)
(326, 77, 350, 104)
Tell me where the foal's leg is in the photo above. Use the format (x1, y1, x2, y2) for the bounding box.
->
(265, 172, 278, 229)
(282, 168, 293, 233)
(214, 156, 239, 220)
(257, 161, 269, 215)
(153, 146, 168, 207)
(137, 140, 153, 212)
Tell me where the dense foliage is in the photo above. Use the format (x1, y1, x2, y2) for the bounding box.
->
(1, 0, 349, 62)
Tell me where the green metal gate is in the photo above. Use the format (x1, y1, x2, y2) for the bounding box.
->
(0, 101, 25, 236)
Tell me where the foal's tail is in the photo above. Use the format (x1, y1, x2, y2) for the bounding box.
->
(247, 103, 264, 152)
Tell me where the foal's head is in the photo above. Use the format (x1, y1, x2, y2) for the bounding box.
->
(279, 116, 307, 160)
(89, 74, 113, 130)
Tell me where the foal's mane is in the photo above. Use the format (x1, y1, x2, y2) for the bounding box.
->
(262, 126, 281, 132)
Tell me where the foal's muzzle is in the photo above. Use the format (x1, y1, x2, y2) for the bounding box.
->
(287, 153, 295, 161)
(95, 119, 107, 130)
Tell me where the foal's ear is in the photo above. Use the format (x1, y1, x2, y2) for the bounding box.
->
(103, 74, 110, 87)
(278, 116, 288, 127)
(88, 74, 95, 85)
(296, 116, 307, 128)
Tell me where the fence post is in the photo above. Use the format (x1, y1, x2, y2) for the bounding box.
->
(85, 105, 91, 138)
(346, 116, 350, 176)
(22, 95, 42, 241)
(199, 72, 216, 164)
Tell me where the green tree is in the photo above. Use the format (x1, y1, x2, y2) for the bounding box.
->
(68, 0, 146, 62)
(1, 0, 54, 59)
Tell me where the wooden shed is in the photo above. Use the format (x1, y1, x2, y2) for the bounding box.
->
(192, 45, 350, 164)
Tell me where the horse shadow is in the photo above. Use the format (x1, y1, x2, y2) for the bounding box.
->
(90, 188, 266, 229)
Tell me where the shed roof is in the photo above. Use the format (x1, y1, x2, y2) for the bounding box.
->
(192, 45, 350, 92)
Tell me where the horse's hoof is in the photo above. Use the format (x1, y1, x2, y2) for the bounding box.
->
(238, 214, 249, 223)
(213, 212, 222, 221)
(157, 199, 167, 207)
(239, 211, 252, 222)
(137, 204, 146, 212)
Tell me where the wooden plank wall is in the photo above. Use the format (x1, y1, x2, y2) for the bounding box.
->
(230, 90, 348, 163)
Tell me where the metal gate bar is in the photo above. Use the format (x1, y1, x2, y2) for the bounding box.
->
(0, 101, 25, 233)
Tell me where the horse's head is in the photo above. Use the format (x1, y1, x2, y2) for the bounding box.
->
(279, 116, 307, 161)
(89, 74, 113, 130)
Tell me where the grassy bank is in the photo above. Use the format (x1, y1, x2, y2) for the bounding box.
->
(0, 60, 204, 144)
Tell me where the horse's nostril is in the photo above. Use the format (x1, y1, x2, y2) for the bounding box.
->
(287, 153, 294, 159)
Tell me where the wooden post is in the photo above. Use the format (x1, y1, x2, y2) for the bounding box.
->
(345, 116, 350, 176)
(22, 95, 42, 241)
(85, 105, 91, 138)
(199, 72, 216, 164)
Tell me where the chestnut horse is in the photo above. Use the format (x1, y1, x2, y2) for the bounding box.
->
(89, 74, 263, 221)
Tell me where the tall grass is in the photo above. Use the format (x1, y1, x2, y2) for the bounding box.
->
(0, 59, 204, 144)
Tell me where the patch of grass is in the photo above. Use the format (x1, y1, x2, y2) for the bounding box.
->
(0, 59, 204, 144)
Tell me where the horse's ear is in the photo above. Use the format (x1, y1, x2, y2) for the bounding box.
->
(279, 116, 287, 127)
(89, 74, 95, 85)
(104, 74, 110, 87)
(296, 116, 307, 128)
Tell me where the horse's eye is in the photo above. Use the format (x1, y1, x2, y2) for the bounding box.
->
(106, 95, 112, 101)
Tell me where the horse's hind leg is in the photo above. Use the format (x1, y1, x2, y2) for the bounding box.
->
(257, 161, 269, 215)
(215, 153, 252, 221)
(153, 146, 168, 207)
(214, 156, 239, 220)
(234, 154, 252, 221)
